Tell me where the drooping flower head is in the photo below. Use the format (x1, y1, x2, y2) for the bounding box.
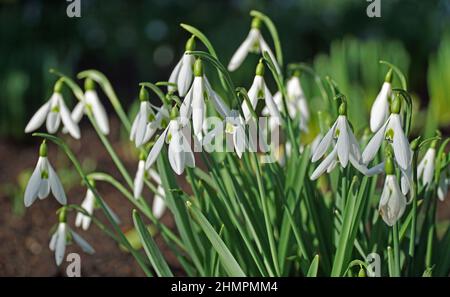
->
(242, 60, 281, 125)
(370, 69, 393, 132)
(145, 107, 195, 175)
(70, 78, 110, 135)
(362, 95, 412, 171)
(417, 140, 438, 189)
(180, 58, 229, 142)
(50, 209, 94, 266)
(310, 102, 366, 180)
(25, 80, 80, 139)
(228, 17, 280, 74)
(24, 141, 67, 207)
(378, 157, 407, 226)
(130, 87, 170, 147)
(168, 35, 196, 97)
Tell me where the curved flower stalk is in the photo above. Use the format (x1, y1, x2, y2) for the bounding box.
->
(25, 80, 80, 139)
(69, 78, 110, 135)
(50, 210, 95, 266)
(225, 110, 246, 158)
(24, 141, 67, 207)
(228, 17, 280, 74)
(145, 109, 195, 175)
(417, 142, 437, 189)
(273, 73, 310, 132)
(130, 87, 170, 147)
(362, 96, 412, 171)
(180, 59, 229, 141)
(370, 69, 393, 132)
(242, 60, 281, 125)
(168, 35, 196, 97)
(310, 102, 366, 180)
(379, 157, 407, 226)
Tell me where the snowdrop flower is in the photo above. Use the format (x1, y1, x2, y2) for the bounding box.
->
(370, 69, 393, 132)
(24, 141, 67, 207)
(69, 78, 109, 135)
(366, 159, 413, 197)
(75, 183, 120, 230)
(242, 60, 282, 124)
(362, 96, 412, 171)
(25, 80, 80, 139)
(310, 102, 365, 180)
(225, 110, 246, 158)
(148, 169, 167, 219)
(378, 158, 407, 226)
(75, 188, 95, 231)
(417, 143, 436, 189)
(145, 111, 195, 175)
(272, 73, 310, 131)
(180, 59, 229, 142)
(168, 36, 196, 97)
(228, 17, 280, 74)
(130, 88, 170, 147)
(50, 210, 94, 266)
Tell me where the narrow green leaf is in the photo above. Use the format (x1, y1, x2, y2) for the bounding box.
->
(187, 202, 246, 277)
(132, 210, 173, 277)
(307, 255, 319, 277)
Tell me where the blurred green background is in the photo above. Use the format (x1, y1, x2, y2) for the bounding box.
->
(0, 0, 449, 139)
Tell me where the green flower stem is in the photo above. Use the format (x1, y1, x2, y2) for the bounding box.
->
(33, 133, 152, 277)
(408, 148, 420, 275)
(393, 223, 401, 277)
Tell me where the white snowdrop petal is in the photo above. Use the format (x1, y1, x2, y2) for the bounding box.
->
(71, 101, 86, 124)
(25, 101, 50, 133)
(311, 121, 337, 162)
(48, 162, 67, 205)
(133, 160, 145, 199)
(258, 35, 281, 74)
(204, 77, 230, 117)
(242, 76, 262, 121)
(311, 148, 338, 180)
(336, 116, 350, 167)
(71, 230, 95, 254)
(86, 90, 109, 135)
(234, 124, 246, 158)
(152, 193, 167, 219)
(145, 126, 169, 170)
(168, 132, 185, 175)
(370, 82, 391, 132)
(362, 121, 388, 164)
(24, 158, 43, 207)
(49, 232, 57, 251)
(228, 29, 259, 72)
(38, 178, 50, 199)
(180, 86, 194, 120)
(135, 102, 149, 147)
(178, 54, 194, 97)
(168, 57, 182, 93)
(46, 111, 61, 134)
(391, 114, 411, 170)
(264, 85, 282, 124)
(58, 96, 80, 139)
(422, 149, 435, 187)
(366, 162, 385, 176)
(192, 77, 205, 139)
(55, 223, 66, 266)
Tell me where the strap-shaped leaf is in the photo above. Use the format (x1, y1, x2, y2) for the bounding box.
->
(187, 202, 246, 277)
(307, 255, 319, 277)
(132, 210, 173, 277)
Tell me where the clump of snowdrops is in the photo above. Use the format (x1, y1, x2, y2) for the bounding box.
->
(23, 11, 449, 277)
